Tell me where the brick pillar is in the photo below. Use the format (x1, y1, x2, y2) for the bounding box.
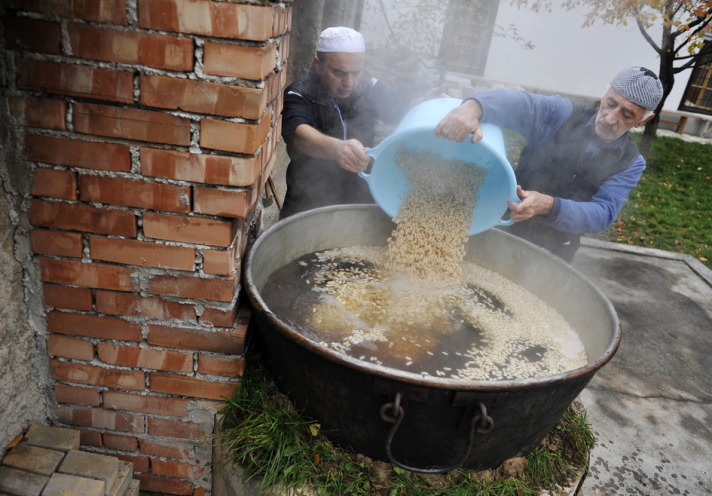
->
(2, 0, 291, 494)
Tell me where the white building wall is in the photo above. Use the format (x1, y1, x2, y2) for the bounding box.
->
(360, 1, 691, 111)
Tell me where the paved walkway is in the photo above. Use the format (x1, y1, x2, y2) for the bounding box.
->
(572, 239, 712, 495)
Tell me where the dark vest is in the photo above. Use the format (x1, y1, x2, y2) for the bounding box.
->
(502, 107, 640, 261)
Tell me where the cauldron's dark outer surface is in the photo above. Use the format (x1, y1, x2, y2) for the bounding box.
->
(245, 205, 620, 472)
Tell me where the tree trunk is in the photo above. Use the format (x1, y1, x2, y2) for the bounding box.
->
(639, 6, 676, 159)
(639, 114, 659, 158)
(286, 0, 326, 84)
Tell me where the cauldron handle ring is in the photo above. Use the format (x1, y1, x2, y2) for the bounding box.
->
(379, 393, 494, 474)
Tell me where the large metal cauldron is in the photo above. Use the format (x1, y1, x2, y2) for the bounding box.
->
(244, 205, 620, 473)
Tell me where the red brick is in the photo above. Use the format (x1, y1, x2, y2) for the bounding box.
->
(203, 41, 276, 80)
(134, 473, 192, 496)
(11, 96, 66, 130)
(39, 258, 138, 292)
(74, 103, 191, 146)
(199, 305, 237, 328)
(17, 59, 134, 104)
(55, 383, 101, 407)
(199, 112, 272, 154)
(274, 6, 291, 37)
(152, 459, 203, 481)
(68, 23, 192, 71)
(147, 274, 235, 302)
(104, 391, 189, 417)
(278, 34, 290, 66)
(197, 354, 244, 378)
(201, 248, 235, 276)
(47, 311, 142, 342)
(51, 360, 145, 390)
(140, 147, 262, 187)
(264, 68, 287, 108)
(57, 405, 145, 433)
(139, 438, 191, 459)
(30, 199, 137, 236)
(25, 135, 131, 172)
(116, 453, 150, 473)
(43, 284, 93, 311)
(33, 168, 77, 200)
(31, 229, 83, 257)
(147, 417, 204, 440)
(96, 290, 196, 322)
(90, 236, 195, 270)
(140, 74, 267, 120)
(138, 0, 276, 41)
(150, 372, 237, 400)
(78, 429, 103, 447)
(3, 16, 60, 54)
(193, 186, 257, 219)
(97, 343, 193, 373)
(103, 433, 138, 452)
(147, 325, 244, 354)
(47, 335, 94, 361)
(79, 175, 190, 213)
(142, 212, 236, 247)
(9, 0, 128, 24)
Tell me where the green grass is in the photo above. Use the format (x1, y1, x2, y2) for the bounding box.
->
(502, 130, 712, 267)
(219, 354, 596, 495)
(591, 134, 712, 267)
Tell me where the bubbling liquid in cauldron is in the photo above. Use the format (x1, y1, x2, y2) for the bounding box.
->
(261, 247, 588, 380)
(261, 146, 588, 380)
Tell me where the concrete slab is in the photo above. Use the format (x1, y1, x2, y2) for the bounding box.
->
(42, 472, 105, 496)
(23, 425, 80, 453)
(58, 450, 118, 495)
(573, 239, 712, 495)
(108, 461, 133, 496)
(123, 479, 140, 496)
(2, 444, 64, 476)
(0, 465, 49, 496)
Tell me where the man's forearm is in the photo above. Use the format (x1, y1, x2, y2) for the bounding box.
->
(293, 123, 342, 161)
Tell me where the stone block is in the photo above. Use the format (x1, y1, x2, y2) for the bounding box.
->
(107, 461, 133, 496)
(42, 472, 104, 496)
(123, 479, 140, 496)
(2, 444, 64, 476)
(0, 465, 50, 496)
(58, 450, 118, 495)
(23, 425, 81, 453)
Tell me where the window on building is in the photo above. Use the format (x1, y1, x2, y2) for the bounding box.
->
(679, 41, 712, 116)
(438, 0, 500, 76)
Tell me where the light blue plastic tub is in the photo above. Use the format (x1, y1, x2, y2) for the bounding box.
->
(360, 98, 519, 236)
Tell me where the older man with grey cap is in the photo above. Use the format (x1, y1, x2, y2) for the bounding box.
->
(280, 26, 445, 219)
(435, 66, 663, 261)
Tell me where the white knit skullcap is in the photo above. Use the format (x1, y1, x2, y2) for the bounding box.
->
(610, 66, 663, 111)
(317, 27, 365, 53)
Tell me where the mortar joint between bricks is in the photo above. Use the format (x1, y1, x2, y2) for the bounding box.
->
(190, 121, 201, 150)
(126, 0, 139, 26)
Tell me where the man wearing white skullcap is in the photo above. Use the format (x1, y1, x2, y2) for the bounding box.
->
(280, 27, 446, 218)
(435, 66, 663, 261)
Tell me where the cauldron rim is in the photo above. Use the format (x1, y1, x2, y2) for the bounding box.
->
(245, 204, 621, 393)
